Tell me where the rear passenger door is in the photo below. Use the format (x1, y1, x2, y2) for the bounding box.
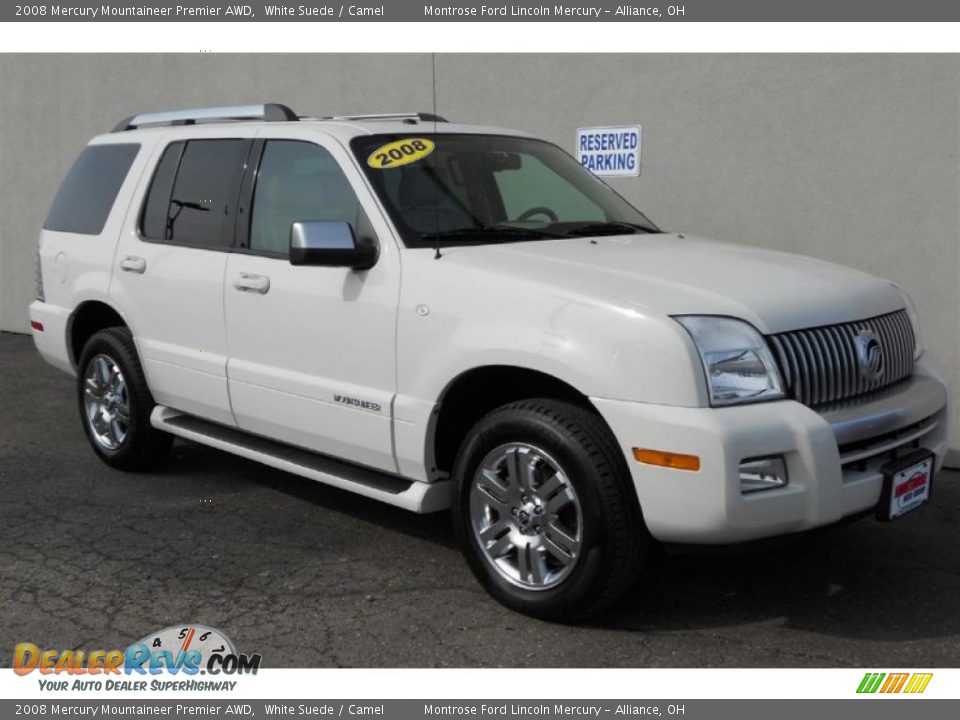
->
(223, 131, 400, 473)
(112, 132, 253, 426)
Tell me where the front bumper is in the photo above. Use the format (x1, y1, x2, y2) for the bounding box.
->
(593, 357, 949, 544)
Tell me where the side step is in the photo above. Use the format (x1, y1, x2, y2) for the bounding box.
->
(150, 407, 451, 513)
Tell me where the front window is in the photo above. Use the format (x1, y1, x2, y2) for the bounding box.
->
(250, 140, 362, 256)
(351, 133, 658, 248)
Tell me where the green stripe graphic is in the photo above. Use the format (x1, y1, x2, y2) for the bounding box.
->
(857, 672, 886, 693)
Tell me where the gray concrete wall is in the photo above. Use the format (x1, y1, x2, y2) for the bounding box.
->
(1, 54, 957, 450)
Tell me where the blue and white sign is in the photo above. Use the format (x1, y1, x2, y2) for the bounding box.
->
(576, 125, 642, 177)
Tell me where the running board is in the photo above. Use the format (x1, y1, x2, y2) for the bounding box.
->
(150, 407, 451, 513)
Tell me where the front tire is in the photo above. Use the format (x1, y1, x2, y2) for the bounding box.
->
(451, 399, 647, 621)
(77, 327, 172, 471)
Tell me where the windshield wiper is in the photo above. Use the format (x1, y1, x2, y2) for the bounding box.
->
(555, 221, 657, 237)
(421, 225, 559, 242)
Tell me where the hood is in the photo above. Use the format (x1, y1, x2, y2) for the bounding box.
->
(441, 233, 905, 334)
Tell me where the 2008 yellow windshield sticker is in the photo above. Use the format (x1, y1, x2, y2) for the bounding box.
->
(367, 138, 435, 169)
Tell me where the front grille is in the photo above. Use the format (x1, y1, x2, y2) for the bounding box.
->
(767, 309, 915, 408)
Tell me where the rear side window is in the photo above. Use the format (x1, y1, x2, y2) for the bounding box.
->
(44, 143, 140, 235)
(140, 142, 184, 240)
(140, 139, 247, 247)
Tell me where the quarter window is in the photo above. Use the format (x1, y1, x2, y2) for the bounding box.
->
(45, 143, 140, 235)
(140, 139, 247, 247)
(250, 141, 362, 256)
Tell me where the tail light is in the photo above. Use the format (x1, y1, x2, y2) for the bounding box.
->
(35, 252, 45, 302)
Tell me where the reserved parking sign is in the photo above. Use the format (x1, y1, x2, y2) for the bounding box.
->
(576, 125, 642, 177)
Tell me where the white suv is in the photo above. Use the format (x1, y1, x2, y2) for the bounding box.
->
(30, 104, 949, 620)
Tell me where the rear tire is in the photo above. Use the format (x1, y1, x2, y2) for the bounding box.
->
(451, 399, 647, 621)
(77, 327, 172, 471)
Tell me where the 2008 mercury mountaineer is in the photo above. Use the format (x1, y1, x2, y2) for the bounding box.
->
(30, 104, 949, 619)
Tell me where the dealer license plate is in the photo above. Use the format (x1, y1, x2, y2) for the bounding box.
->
(878, 451, 934, 521)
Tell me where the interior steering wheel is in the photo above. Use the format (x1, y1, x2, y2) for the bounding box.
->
(516, 206, 559, 223)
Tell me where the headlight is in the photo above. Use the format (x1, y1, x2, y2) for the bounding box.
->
(893, 285, 923, 360)
(675, 316, 785, 407)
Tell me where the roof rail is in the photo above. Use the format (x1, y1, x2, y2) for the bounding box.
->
(112, 103, 298, 132)
(329, 112, 449, 123)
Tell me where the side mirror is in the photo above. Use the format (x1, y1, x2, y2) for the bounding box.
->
(289, 221, 377, 270)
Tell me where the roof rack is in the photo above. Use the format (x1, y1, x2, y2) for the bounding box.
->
(329, 112, 449, 123)
(112, 103, 298, 132)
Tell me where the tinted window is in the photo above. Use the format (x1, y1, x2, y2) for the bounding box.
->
(250, 141, 361, 256)
(141, 139, 246, 247)
(140, 142, 184, 240)
(494, 154, 604, 223)
(351, 134, 657, 248)
(44, 144, 140, 235)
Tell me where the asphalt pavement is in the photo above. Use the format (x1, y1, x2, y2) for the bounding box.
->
(2, 331, 958, 667)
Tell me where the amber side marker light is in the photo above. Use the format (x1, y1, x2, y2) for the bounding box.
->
(633, 448, 701, 471)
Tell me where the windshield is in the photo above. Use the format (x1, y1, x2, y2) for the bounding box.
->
(350, 133, 659, 248)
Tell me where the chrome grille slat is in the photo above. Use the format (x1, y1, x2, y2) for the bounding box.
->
(873, 315, 890, 381)
(895, 311, 914, 377)
(831, 327, 850, 401)
(767, 310, 915, 408)
(768, 336, 790, 387)
(788, 333, 811, 405)
(892, 313, 908, 378)
(842, 323, 867, 396)
(827, 325, 854, 400)
(779, 335, 802, 398)
(816, 327, 839, 403)
(872, 315, 891, 385)
(820, 327, 839, 400)
(893, 313, 910, 379)
(810, 328, 829, 404)
(880, 314, 900, 381)
(797, 332, 821, 405)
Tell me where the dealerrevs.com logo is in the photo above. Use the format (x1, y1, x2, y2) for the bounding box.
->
(857, 672, 933, 694)
(13, 624, 261, 692)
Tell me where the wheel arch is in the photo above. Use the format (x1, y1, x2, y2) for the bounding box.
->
(429, 364, 608, 476)
(68, 300, 130, 370)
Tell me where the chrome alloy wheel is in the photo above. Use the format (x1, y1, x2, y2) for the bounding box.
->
(83, 353, 130, 451)
(469, 443, 583, 590)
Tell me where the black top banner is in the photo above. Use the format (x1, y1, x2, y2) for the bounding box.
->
(5, 0, 960, 22)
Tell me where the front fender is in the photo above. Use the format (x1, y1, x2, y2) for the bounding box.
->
(391, 252, 708, 480)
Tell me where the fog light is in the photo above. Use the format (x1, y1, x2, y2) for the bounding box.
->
(739, 457, 787, 494)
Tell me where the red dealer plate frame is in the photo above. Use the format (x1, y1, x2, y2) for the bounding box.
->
(877, 450, 935, 521)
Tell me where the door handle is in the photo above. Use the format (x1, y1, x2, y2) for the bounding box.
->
(120, 256, 146, 274)
(234, 273, 270, 294)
